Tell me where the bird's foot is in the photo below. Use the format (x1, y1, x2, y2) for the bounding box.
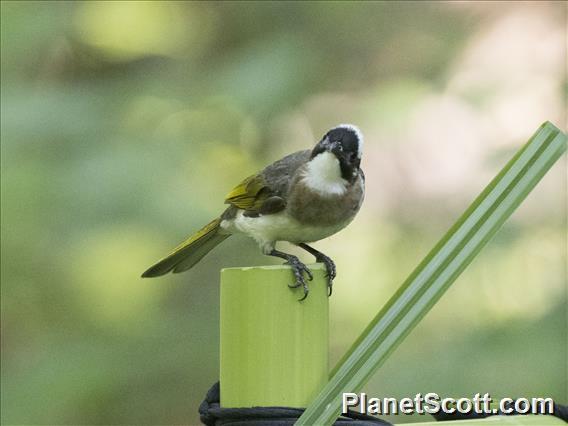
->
(314, 253, 336, 296)
(284, 256, 313, 301)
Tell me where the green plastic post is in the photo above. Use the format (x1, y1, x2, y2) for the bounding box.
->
(220, 264, 329, 408)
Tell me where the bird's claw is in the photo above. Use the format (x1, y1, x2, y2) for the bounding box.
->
(285, 257, 312, 301)
(315, 254, 336, 296)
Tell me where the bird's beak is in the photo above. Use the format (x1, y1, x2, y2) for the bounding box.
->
(310, 137, 343, 160)
(329, 141, 343, 157)
(322, 138, 340, 153)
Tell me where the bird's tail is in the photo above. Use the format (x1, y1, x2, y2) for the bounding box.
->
(141, 218, 229, 278)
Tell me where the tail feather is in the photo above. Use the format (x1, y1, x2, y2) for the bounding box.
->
(141, 218, 229, 278)
(172, 233, 228, 273)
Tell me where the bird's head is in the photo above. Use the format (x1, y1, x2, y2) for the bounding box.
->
(310, 124, 364, 182)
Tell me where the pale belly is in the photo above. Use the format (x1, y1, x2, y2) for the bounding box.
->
(220, 210, 351, 253)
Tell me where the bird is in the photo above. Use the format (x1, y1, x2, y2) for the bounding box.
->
(142, 124, 365, 300)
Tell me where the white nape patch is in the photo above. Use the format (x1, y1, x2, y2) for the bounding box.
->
(337, 123, 364, 159)
(302, 151, 347, 196)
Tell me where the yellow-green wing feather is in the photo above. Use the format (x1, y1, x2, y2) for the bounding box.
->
(224, 174, 268, 211)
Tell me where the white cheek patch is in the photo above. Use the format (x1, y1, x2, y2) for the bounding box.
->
(337, 123, 363, 159)
(302, 151, 348, 196)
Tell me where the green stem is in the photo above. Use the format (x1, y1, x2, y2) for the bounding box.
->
(296, 122, 566, 425)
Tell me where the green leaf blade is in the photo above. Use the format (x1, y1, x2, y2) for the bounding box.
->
(296, 122, 566, 425)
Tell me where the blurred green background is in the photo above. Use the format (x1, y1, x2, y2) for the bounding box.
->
(1, 1, 566, 425)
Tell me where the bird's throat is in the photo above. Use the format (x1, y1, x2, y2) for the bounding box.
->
(302, 152, 348, 196)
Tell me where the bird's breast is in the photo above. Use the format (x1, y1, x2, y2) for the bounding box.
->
(287, 173, 364, 227)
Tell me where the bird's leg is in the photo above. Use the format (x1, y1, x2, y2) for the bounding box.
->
(297, 243, 336, 296)
(268, 249, 313, 301)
